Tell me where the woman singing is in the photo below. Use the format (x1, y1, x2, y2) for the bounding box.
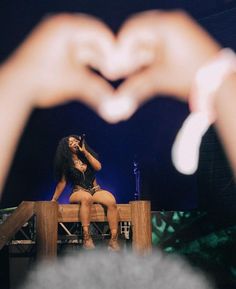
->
(51, 135, 120, 251)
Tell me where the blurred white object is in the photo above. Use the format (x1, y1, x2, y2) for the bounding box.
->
(172, 112, 210, 174)
(172, 48, 236, 174)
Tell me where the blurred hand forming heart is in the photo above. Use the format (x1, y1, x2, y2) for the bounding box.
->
(2, 11, 220, 124)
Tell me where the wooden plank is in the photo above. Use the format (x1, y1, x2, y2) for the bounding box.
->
(130, 201, 152, 254)
(58, 204, 131, 222)
(0, 202, 34, 250)
(35, 201, 58, 260)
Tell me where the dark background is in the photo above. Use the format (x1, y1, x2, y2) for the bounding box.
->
(1, 0, 236, 213)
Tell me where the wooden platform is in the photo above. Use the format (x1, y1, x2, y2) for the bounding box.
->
(0, 201, 152, 258)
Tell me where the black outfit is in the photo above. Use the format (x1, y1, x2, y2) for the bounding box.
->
(68, 143, 100, 194)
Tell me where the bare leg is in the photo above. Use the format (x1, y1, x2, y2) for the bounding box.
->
(69, 190, 95, 249)
(92, 190, 120, 251)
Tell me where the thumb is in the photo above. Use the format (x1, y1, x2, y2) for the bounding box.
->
(115, 67, 160, 107)
(116, 64, 189, 105)
(74, 69, 115, 114)
(97, 67, 160, 124)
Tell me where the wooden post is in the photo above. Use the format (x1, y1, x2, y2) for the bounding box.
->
(35, 201, 58, 260)
(0, 246, 10, 289)
(0, 202, 34, 250)
(130, 201, 152, 254)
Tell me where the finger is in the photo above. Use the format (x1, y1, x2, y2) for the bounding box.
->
(106, 40, 157, 80)
(118, 63, 195, 105)
(114, 11, 163, 79)
(70, 14, 117, 77)
(114, 66, 165, 107)
(68, 68, 115, 114)
(97, 67, 160, 124)
(97, 94, 139, 124)
(36, 68, 114, 112)
(73, 34, 116, 74)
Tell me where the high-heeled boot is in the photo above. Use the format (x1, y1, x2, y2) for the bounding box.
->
(83, 231, 95, 249)
(108, 232, 120, 251)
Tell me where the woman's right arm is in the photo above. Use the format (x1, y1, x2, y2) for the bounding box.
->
(51, 176, 66, 202)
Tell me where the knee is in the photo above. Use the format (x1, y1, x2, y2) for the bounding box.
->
(81, 196, 93, 206)
(107, 201, 117, 210)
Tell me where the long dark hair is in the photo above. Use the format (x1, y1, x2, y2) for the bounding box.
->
(54, 134, 80, 182)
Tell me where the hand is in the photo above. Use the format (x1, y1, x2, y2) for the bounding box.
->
(78, 138, 86, 153)
(1, 13, 116, 112)
(112, 10, 221, 109)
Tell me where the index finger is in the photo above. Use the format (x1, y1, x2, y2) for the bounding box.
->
(69, 14, 117, 76)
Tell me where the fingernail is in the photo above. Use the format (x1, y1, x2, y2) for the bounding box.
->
(98, 95, 138, 123)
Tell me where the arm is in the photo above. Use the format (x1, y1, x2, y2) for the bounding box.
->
(82, 142, 102, 171)
(84, 150, 102, 171)
(51, 177, 67, 202)
(0, 61, 33, 194)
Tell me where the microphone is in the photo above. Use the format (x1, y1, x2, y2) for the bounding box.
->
(79, 134, 86, 147)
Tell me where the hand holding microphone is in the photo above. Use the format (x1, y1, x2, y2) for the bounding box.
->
(77, 134, 86, 153)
